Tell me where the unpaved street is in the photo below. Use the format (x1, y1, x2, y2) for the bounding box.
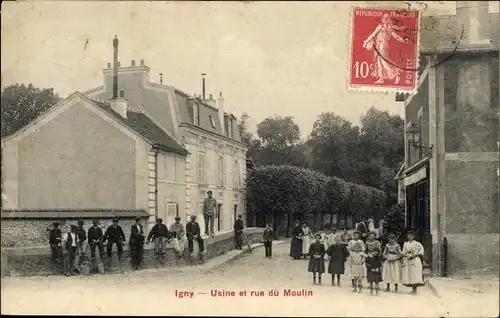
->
(1, 244, 498, 317)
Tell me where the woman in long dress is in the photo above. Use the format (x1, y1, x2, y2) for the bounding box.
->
(301, 222, 312, 259)
(289, 220, 303, 260)
(382, 233, 402, 292)
(362, 13, 408, 84)
(347, 231, 366, 293)
(401, 231, 425, 295)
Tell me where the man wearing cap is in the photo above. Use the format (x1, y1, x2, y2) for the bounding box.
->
(186, 215, 204, 257)
(146, 218, 170, 260)
(233, 214, 244, 250)
(169, 216, 186, 257)
(76, 220, 87, 260)
(203, 191, 217, 236)
(88, 220, 104, 260)
(62, 224, 79, 276)
(48, 222, 63, 263)
(129, 217, 145, 270)
(103, 218, 126, 261)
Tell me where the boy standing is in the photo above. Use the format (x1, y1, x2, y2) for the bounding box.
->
(263, 223, 273, 258)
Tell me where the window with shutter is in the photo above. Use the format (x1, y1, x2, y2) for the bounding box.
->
(198, 152, 206, 184)
(217, 155, 224, 186)
(232, 158, 238, 188)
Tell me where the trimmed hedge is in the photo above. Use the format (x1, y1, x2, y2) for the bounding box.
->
(247, 165, 387, 227)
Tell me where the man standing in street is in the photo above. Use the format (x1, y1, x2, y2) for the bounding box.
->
(263, 223, 273, 258)
(103, 218, 126, 262)
(355, 216, 368, 241)
(203, 191, 217, 236)
(233, 214, 244, 250)
(75, 220, 87, 267)
(87, 220, 104, 261)
(48, 222, 63, 264)
(147, 218, 170, 261)
(186, 215, 204, 258)
(62, 224, 79, 276)
(169, 216, 186, 258)
(129, 217, 145, 270)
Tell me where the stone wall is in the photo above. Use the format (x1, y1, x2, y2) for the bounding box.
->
(1, 218, 137, 248)
(1, 228, 265, 277)
(446, 233, 500, 275)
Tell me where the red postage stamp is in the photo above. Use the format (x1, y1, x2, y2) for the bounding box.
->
(348, 7, 421, 93)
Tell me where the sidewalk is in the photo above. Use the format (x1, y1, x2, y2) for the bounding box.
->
(134, 240, 287, 276)
(427, 275, 499, 298)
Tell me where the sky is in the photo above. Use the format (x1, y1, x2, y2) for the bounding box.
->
(2, 1, 498, 138)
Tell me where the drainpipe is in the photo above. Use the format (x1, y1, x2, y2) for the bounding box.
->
(154, 149, 159, 222)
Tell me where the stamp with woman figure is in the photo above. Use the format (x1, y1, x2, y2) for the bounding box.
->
(348, 7, 421, 93)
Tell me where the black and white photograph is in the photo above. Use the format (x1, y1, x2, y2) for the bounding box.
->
(1, 1, 499, 316)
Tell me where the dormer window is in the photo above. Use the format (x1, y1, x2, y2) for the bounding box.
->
(209, 115, 216, 129)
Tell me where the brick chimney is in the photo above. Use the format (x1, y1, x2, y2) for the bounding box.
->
(456, 1, 490, 45)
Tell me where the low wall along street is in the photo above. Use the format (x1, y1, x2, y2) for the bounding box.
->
(1, 217, 265, 277)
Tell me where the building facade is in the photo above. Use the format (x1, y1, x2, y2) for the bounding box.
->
(0, 91, 187, 245)
(85, 56, 247, 232)
(398, 2, 499, 275)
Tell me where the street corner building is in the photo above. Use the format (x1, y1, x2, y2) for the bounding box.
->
(0, 37, 248, 263)
(395, 2, 499, 276)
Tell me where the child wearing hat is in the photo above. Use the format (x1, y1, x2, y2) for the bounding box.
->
(308, 233, 326, 285)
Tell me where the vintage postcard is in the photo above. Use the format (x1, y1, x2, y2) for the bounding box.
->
(1, 1, 499, 317)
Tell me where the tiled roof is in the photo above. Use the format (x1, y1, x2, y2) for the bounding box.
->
(175, 91, 243, 142)
(90, 98, 188, 156)
(0, 209, 149, 219)
(420, 13, 499, 52)
(126, 111, 188, 156)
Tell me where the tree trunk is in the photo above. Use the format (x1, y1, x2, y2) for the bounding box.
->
(336, 209, 341, 228)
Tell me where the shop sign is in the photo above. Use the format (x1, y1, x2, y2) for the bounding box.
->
(404, 166, 427, 186)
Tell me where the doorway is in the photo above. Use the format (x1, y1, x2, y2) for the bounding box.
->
(217, 204, 222, 231)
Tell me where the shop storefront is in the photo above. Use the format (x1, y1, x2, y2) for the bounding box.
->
(404, 163, 433, 268)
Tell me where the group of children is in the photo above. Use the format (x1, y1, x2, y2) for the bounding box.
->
(306, 228, 426, 296)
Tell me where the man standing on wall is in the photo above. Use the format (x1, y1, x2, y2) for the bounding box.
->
(234, 214, 244, 250)
(186, 215, 205, 259)
(203, 190, 217, 236)
(170, 216, 187, 258)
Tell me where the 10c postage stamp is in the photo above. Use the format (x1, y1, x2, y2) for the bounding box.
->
(348, 7, 421, 93)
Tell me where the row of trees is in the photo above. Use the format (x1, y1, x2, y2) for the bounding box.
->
(239, 108, 404, 207)
(247, 165, 387, 235)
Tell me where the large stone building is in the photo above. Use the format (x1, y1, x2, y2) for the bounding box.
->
(1, 37, 247, 247)
(397, 1, 499, 275)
